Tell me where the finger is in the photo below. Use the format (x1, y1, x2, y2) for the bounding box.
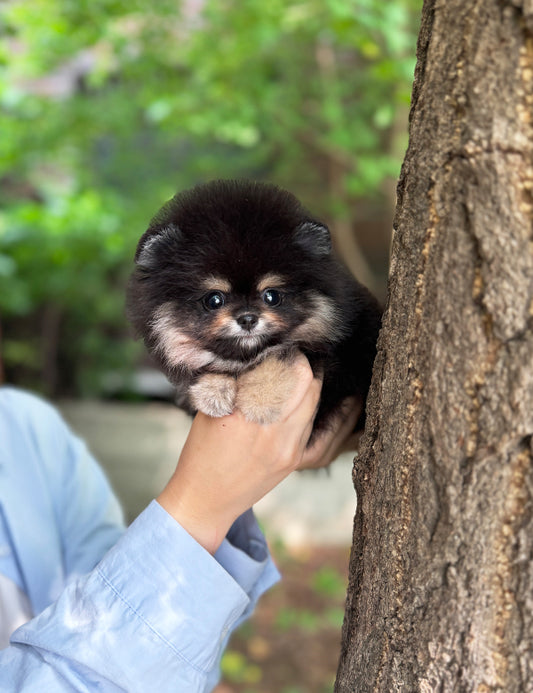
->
(279, 352, 320, 421)
(299, 397, 361, 470)
(289, 369, 323, 431)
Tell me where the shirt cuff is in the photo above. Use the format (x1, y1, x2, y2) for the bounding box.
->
(215, 508, 280, 621)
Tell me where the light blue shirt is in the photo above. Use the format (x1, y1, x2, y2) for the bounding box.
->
(0, 386, 279, 691)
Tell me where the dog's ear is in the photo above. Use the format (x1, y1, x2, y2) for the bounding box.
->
(135, 224, 182, 267)
(293, 221, 332, 256)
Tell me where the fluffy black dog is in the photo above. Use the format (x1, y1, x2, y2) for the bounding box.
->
(127, 180, 381, 437)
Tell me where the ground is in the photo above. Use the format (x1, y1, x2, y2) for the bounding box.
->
(214, 544, 351, 693)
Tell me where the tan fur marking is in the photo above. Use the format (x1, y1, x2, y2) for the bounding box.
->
(200, 276, 232, 293)
(150, 303, 215, 370)
(292, 293, 340, 342)
(235, 355, 297, 424)
(189, 373, 237, 417)
(257, 274, 287, 293)
(210, 309, 280, 341)
(208, 309, 235, 337)
(261, 310, 288, 330)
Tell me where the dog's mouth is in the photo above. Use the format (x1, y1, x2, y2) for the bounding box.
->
(208, 329, 278, 363)
(234, 335, 270, 360)
(237, 331, 263, 344)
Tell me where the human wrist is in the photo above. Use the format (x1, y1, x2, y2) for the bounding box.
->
(156, 483, 236, 555)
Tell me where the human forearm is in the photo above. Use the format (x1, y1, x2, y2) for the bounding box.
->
(2, 501, 277, 693)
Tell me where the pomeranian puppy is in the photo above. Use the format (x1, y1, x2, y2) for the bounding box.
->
(126, 180, 381, 437)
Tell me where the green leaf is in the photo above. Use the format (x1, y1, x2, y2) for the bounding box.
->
(311, 566, 346, 598)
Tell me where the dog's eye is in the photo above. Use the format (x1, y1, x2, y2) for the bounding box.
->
(262, 289, 282, 307)
(203, 291, 226, 310)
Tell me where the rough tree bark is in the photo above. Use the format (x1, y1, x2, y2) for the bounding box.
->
(336, 1, 533, 691)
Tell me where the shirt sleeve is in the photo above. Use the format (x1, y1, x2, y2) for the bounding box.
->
(19, 387, 127, 581)
(0, 501, 279, 693)
(0, 386, 126, 613)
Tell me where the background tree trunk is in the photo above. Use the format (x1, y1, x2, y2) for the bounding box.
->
(336, 1, 533, 690)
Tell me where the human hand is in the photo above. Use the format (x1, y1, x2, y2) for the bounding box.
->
(157, 353, 322, 553)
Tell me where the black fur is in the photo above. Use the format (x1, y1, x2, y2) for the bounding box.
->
(127, 180, 381, 434)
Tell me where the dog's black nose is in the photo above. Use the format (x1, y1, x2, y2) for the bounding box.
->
(237, 313, 258, 331)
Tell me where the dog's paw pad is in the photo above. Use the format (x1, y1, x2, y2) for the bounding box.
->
(189, 374, 237, 417)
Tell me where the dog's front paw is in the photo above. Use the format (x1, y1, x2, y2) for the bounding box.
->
(235, 355, 298, 424)
(189, 374, 237, 417)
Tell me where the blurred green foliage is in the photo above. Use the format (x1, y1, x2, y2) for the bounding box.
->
(311, 565, 347, 598)
(0, 0, 420, 396)
(221, 649, 262, 685)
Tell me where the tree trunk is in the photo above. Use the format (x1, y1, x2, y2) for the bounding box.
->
(336, 1, 533, 691)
